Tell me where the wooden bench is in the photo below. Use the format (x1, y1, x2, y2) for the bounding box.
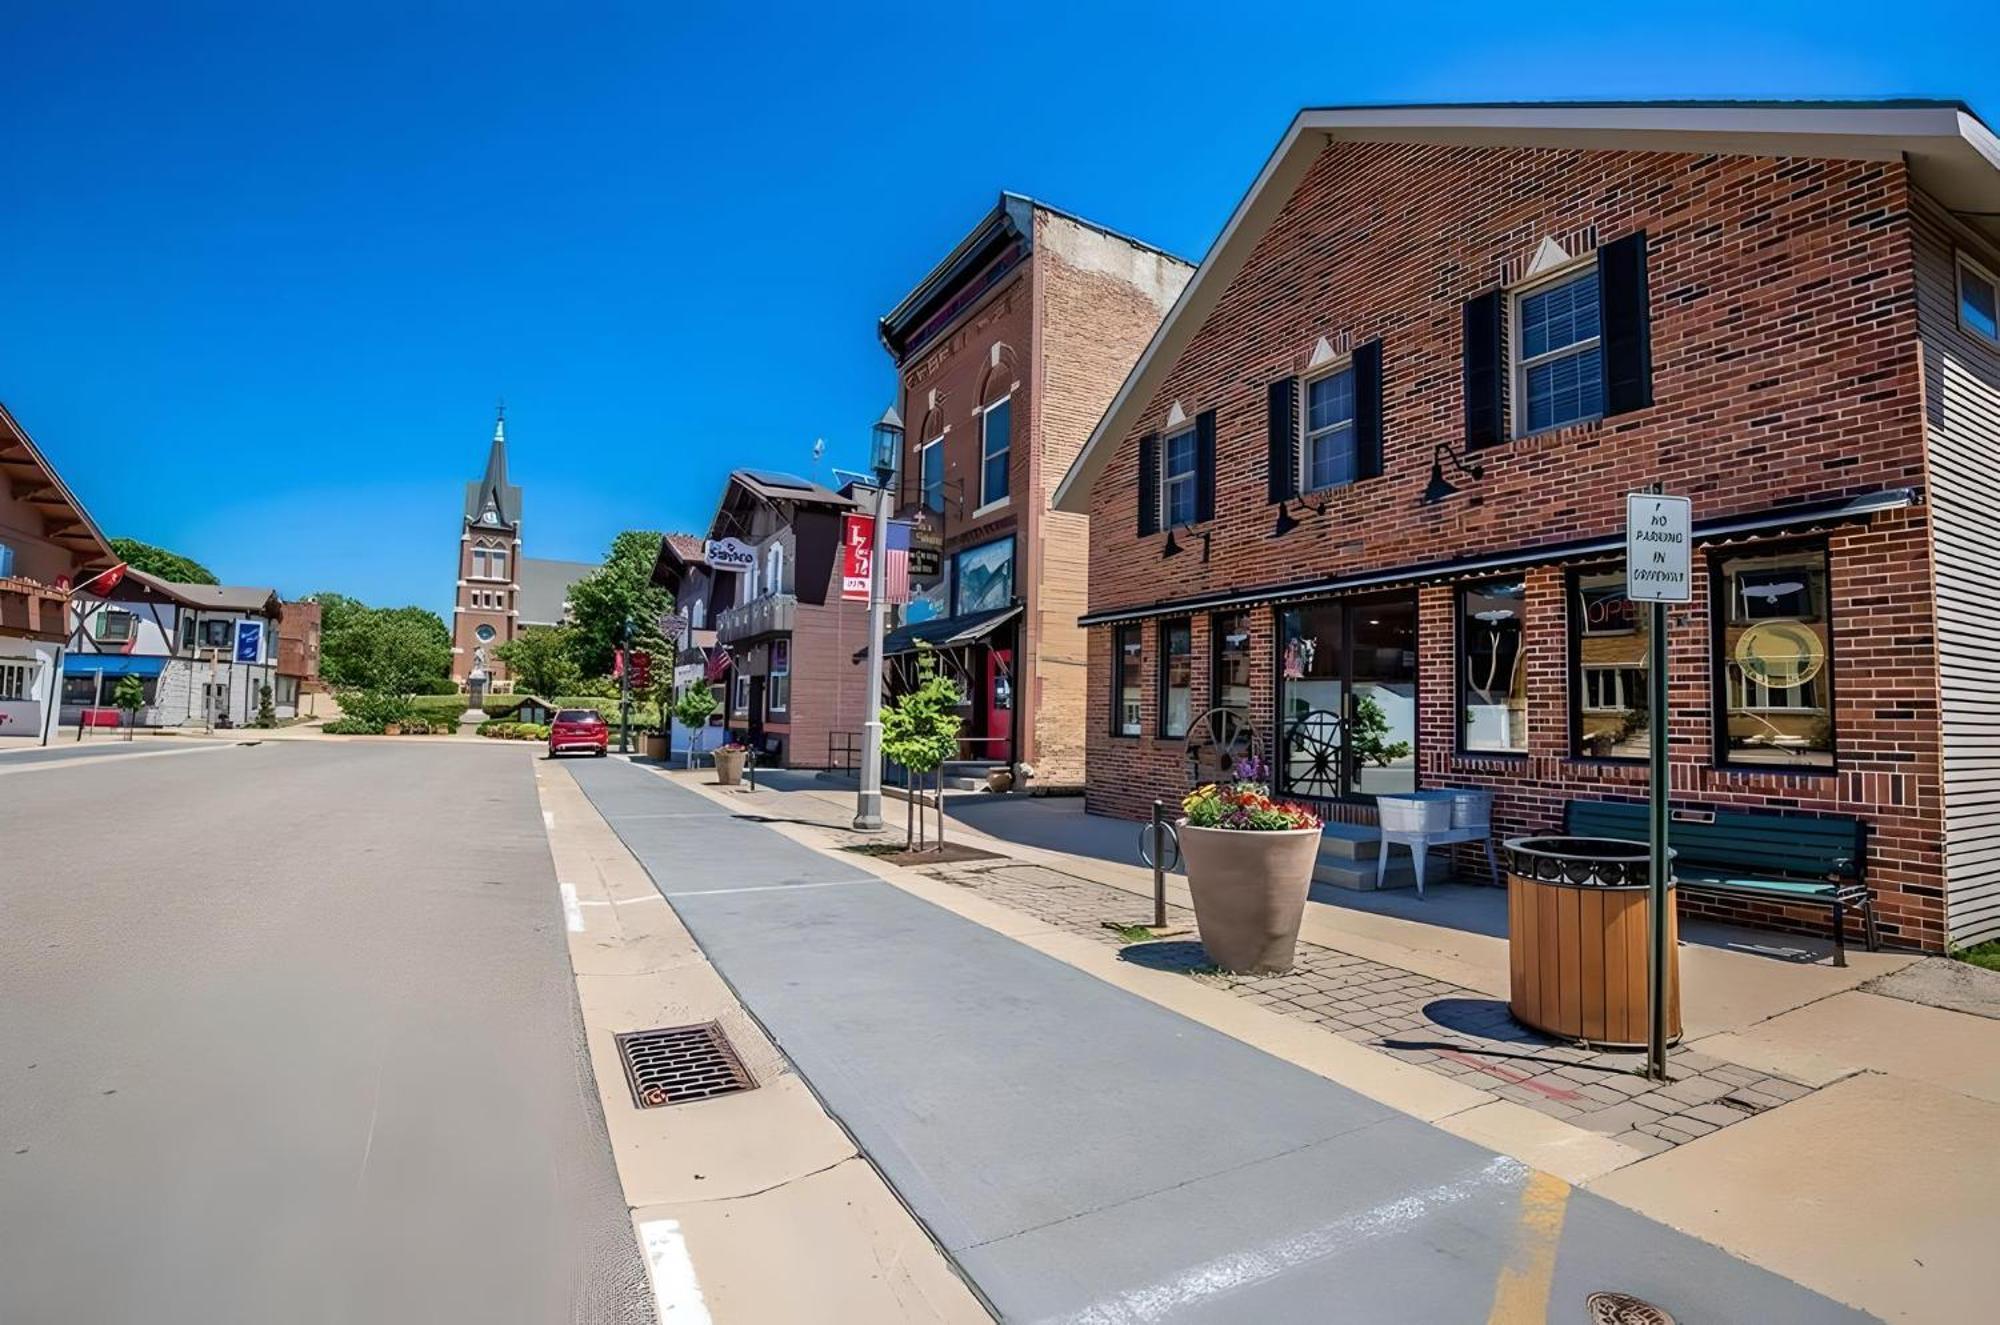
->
(1564, 799, 1879, 966)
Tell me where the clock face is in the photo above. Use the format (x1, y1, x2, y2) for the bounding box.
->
(482, 509, 499, 525)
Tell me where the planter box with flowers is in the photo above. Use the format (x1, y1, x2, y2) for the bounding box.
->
(713, 742, 748, 786)
(1178, 758, 1324, 974)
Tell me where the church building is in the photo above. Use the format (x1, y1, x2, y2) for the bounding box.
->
(451, 409, 598, 698)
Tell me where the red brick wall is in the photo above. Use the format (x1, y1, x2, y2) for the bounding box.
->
(1083, 140, 1947, 949)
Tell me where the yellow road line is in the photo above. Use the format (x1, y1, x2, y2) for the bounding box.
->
(1487, 1169, 1572, 1324)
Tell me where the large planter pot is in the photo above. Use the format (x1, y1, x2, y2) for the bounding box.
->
(1179, 822, 1324, 974)
(382, 722, 402, 737)
(713, 748, 746, 786)
(643, 732, 669, 760)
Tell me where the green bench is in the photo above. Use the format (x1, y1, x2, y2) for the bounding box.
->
(1564, 799, 1880, 966)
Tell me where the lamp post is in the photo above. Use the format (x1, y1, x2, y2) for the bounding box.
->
(618, 614, 634, 754)
(854, 404, 902, 831)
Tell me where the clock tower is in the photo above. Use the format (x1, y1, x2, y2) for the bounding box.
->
(452, 406, 522, 701)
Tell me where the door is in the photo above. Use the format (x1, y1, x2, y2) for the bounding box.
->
(983, 646, 1014, 764)
(747, 675, 766, 754)
(1278, 593, 1418, 800)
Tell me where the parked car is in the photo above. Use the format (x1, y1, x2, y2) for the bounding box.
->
(548, 708, 609, 758)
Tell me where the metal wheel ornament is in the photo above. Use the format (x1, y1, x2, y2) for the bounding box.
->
(1182, 706, 1259, 787)
(1281, 708, 1345, 800)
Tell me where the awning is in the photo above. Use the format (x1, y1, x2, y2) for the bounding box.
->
(63, 654, 165, 678)
(863, 603, 1023, 661)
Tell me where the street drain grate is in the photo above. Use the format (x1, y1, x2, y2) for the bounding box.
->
(1587, 1292, 1675, 1325)
(615, 1023, 756, 1109)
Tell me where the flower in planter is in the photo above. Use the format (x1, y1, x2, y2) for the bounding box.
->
(716, 742, 748, 753)
(1182, 780, 1321, 832)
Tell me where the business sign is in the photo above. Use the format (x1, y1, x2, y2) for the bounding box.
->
(908, 526, 942, 579)
(234, 621, 262, 663)
(1625, 493, 1692, 603)
(703, 537, 756, 572)
(841, 513, 874, 602)
(658, 611, 689, 647)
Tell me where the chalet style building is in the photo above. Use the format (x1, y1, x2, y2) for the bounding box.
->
(879, 194, 1190, 788)
(1054, 102, 2000, 953)
(65, 571, 284, 728)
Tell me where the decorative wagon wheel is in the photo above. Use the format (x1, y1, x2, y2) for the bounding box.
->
(1280, 708, 1345, 800)
(1182, 706, 1259, 788)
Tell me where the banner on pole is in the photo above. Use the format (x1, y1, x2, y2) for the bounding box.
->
(841, 513, 874, 602)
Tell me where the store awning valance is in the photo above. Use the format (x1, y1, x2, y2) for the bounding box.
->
(63, 654, 164, 678)
(865, 603, 1023, 661)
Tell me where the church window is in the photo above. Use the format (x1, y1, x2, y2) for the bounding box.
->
(475, 624, 496, 643)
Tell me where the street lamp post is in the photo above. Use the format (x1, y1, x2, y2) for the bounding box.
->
(854, 405, 902, 831)
(618, 614, 634, 754)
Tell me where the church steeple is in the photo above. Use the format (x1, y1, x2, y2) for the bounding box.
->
(464, 402, 521, 530)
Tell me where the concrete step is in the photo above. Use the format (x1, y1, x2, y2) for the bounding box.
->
(1314, 826, 1454, 891)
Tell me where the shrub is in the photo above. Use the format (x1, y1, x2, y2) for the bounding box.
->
(478, 721, 549, 741)
(337, 688, 412, 728)
(322, 716, 382, 735)
(1182, 781, 1322, 832)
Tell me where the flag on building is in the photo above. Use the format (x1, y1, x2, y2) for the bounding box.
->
(885, 520, 912, 605)
(703, 646, 734, 682)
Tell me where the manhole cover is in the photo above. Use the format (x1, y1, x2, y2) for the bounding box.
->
(1587, 1292, 1675, 1325)
(615, 1023, 756, 1109)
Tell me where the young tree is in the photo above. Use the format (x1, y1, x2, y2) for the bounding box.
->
(495, 626, 582, 698)
(109, 538, 217, 585)
(110, 673, 146, 741)
(671, 683, 719, 769)
(256, 682, 277, 729)
(565, 532, 673, 678)
(879, 643, 963, 851)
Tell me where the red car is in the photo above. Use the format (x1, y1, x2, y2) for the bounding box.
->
(548, 708, 610, 758)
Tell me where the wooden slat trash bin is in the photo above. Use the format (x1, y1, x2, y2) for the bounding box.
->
(1503, 836, 1680, 1049)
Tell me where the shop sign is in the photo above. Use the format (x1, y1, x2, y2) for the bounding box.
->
(840, 514, 874, 602)
(908, 527, 942, 579)
(704, 537, 756, 572)
(1735, 622, 1825, 688)
(1625, 493, 1691, 603)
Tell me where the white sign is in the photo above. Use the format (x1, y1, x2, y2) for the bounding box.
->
(1626, 492, 1692, 603)
(703, 537, 756, 572)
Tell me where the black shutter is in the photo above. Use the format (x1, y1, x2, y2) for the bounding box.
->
(1265, 378, 1298, 503)
(1353, 339, 1384, 479)
(1137, 432, 1159, 537)
(1463, 291, 1504, 448)
(1599, 231, 1653, 416)
(1194, 411, 1217, 524)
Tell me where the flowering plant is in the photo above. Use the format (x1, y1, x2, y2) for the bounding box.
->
(1182, 780, 1322, 832)
(717, 741, 748, 753)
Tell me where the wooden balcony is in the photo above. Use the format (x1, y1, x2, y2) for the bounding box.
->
(716, 593, 795, 645)
(0, 576, 69, 641)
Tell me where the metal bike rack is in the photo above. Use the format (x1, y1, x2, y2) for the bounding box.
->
(1136, 798, 1181, 929)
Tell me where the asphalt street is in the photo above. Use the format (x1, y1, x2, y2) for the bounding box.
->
(570, 756, 1875, 1324)
(0, 740, 652, 1324)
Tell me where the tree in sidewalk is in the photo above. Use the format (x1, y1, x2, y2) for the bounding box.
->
(255, 682, 277, 729)
(109, 537, 217, 585)
(565, 532, 673, 679)
(495, 625, 582, 699)
(110, 674, 146, 741)
(879, 642, 963, 851)
(671, 683, 719, 769)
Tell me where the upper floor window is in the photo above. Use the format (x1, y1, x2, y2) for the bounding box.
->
(1515, 265, 1603, 436)
(1303, 364, 1357, 492)
(980, 397, 1011, 507)
(1163, 427, 1199, 528)
(199, 618, 233, 648)
(471, 546, 509, 581)
(95, 609, 134, 643)
(1961, 253, 2000, 347)
(0, 541, 14, 577)
(765, 542, 785, 596)
(179, 614, 197, 650)
(768, 639, 790, 713)
(918, 437, 944, 513)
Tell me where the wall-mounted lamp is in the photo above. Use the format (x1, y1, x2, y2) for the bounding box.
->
(1420, 442, 1486, 505)
(1162, 525, 1211, 563)
(1270, 493, 1330, 539)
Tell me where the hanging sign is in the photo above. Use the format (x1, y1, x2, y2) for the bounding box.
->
(841, 514, 875, 602)
(1625, 493, 1692, 603)
(703, 537, 756, 572)
(234, 621, 262, 663)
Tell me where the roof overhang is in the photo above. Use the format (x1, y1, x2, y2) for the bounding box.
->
(0, 402, 116, 572)
(1050, 100, 2000, 515)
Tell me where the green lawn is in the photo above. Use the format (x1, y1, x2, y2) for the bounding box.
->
(1952, 941, 2000, 973)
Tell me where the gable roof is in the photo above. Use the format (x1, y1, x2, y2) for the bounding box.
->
(110, 568, 282, 615)
(516, 556, 599, 627)
(1050, 99, 2000, 515)
(0, 401, 116, 572)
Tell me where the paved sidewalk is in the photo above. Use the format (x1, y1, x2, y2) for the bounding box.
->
(570, 758, 1868, 1323)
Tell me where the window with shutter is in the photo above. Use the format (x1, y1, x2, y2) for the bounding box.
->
(1463, 291, 1505, 449)
(1137, 433, 1160, 537)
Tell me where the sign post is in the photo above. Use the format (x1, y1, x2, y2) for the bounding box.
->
(1626, 488, 1691, 1081)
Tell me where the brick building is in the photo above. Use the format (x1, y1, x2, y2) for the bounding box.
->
(879, 194, 1190, 788)
(1052, 102, 2000, 952)
(275, 598, 321, 714)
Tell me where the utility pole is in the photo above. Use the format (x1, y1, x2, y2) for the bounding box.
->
(854, 406, 902, 831)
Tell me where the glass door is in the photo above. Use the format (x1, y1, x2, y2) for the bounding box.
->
(1278, 593, 1418, 800)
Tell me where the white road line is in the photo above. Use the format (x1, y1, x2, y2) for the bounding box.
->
(1045, 1156, 1527, 1325)
(0, 743, 242, 777)
(558, 883, 585, 933)
(639, 1218, 712, 1324)
(542, 809, 554, 829)
(660, 878, 867, 898)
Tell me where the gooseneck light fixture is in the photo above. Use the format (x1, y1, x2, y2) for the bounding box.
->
(1420, 442, 1486, 506)
(1161, 524, 1212, 564)
(1271, 492, 1331, 539)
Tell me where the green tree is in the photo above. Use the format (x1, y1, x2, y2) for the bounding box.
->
(671, 682, 719, 768)
(495, 626, 582, 699)
(564, 532, 672, 678)
(880, 643, 963, 850)
(255, 682, 277, 729)
(110, 673, 146, 741)
(309, 593, 451, 692)
(110, 538, 217, 585)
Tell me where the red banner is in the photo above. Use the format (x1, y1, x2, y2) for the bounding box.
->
(841, 513, 874, 603)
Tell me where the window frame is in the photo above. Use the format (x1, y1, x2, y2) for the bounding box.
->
(1958, 250, 2000, 349)
(918, 436, 945, 513)
(1210, 610, 1252, 722)
(0, 660, 28, 702)
(1299, 359, 1358, 494)
(1111, 624, 1143, 738)
(199, 617, 233, 649)
(95, 609, 135, 644)
(1160, 424, 1199, 529)
(732, 673, 749, 715)
(1564, 563, 1651, 764)
(765, 542, 785, 597)
(1158, 619, 1193, 739)
(1708, 538, 1838, 774)
(1456, 577, 1528, 757)
(977, 395, 1012, 510)
(768, 639, 790, 714)
(1510, 260, 1604, 439)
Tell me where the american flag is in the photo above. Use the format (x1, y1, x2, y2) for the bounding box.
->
(884, 520, 912, 605)
(703, 646, 734, 682)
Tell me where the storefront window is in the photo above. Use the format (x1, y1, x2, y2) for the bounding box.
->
(1460, 578, 1527, 752)
(1211, 611, 1251, 721)
(1569, 569, 1650, 759)
(1113, 625, 1142, 736)
(1715, 546, 1834, 768)
(1159, 621, 1192, 738)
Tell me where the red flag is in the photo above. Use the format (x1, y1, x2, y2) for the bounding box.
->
(71, 562, 126, 596)
(613, 647, 625, 680)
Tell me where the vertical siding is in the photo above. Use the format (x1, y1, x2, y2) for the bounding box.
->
(1916, 197, 2000, 946)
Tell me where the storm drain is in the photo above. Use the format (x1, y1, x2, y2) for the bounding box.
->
(615, 1022, 757, 1109)
(1587, 1292, 1675, 1325)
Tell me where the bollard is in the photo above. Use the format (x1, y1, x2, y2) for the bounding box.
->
(1151, 798, 1168, 929)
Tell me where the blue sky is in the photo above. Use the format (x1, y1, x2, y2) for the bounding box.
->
(4, 2, 1992, 616)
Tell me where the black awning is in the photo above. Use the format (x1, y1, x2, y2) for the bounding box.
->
(860, 603, 1023, 661)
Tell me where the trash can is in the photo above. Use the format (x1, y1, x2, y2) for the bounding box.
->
(1503, 836, 1679, 1049)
